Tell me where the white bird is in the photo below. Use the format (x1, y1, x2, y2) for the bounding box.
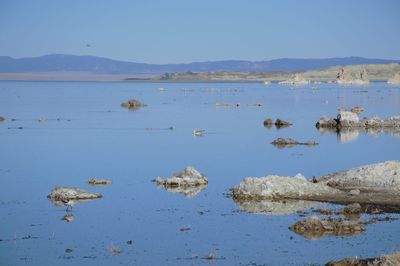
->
(193, 129, 205, 137)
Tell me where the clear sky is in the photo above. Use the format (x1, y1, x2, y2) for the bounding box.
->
(0, 0, 399, 63)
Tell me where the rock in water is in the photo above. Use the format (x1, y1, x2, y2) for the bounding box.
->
(47, 187, 102, 201)
(232, 174, 340, 200)
(289, 215, 365, 239)
(274, 118, 292, 128)
(120, 99, 146, 110)
(271, 138, 318, 148)
(317, 160, 400, 191)
(155, 167, 208, 187)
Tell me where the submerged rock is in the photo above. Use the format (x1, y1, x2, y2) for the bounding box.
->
(121, 99, 146, 110)
(47, 187, 102, 202)
(317, 161, 400, 191)
(289, 215, 365, 240)
(271, 138, 318, 148)
(155, 167, 208, 187)
(342, 203, 361, 216)
(88, 178, 112, 185)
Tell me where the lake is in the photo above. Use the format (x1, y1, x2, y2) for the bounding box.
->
(0, 81, 399, 265)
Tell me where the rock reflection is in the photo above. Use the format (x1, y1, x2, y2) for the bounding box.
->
(317, 127, 400, 143)
(156, 184, 207, 198)
(233, 198, 315, 215)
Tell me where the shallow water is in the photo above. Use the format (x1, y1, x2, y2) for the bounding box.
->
(0, 81, 399, 265)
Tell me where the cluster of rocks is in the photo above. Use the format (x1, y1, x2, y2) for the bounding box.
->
(263, 118, 292, 128)
(316, 110, 400, 129)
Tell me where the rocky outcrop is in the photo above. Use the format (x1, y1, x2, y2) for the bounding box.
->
(316, 110, 400, 129)
(388, 72, 400, 85)
(121, 99, 146, 110)
(289, 215, 365, 240)
(47, 187, 102, 203)
(155, 167, 208, 187)
(336, 68, 369, 85)
(316, 161, 400, 192)
(232, 174, 341, 201)
(271, 138, 318, 148)
(231, 161, 400, 206)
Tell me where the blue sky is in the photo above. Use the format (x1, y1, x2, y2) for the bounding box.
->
(0, 0, 399, 63)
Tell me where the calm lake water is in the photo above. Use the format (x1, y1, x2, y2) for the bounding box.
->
(0, 81, 400, 265)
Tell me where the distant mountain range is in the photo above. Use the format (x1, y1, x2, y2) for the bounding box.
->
(0, 54, 399, 74)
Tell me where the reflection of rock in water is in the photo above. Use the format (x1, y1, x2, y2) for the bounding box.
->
(157, 184, 207, 198)
(337, 128, 360, 143)
(233, 199, 315, 215)
(317, 127, 400, 143)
